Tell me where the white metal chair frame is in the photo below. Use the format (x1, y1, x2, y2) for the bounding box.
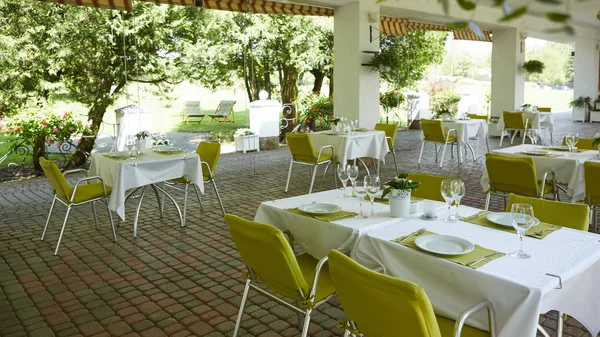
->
(499, 118, 530, 147)
(41, 169, 116, 256)
(418, 128, 459, 168)
(285, 145, 336, 194)
(385, 135, 399, 173)
(587, 195, 600, 233)
(484, 170, 558, 211)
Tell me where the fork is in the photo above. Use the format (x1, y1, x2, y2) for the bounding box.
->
(466, 252, 504, 267)
(399, 228, 427, 243)
(534, 225, 557, 236)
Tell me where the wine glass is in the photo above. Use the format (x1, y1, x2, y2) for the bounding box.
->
(353, 182, 368, 219)
(451, 180, 465, 220)
(527, 129, 540, 149)
(440, 179, 456, 222)
(347, 164, 359, 196)
(364, 175, 380, 217)
(572, 133, 579, 154)
(565, 134, 574, 155)
(509, 203, 536, 259)
(337, 164, 349, 198)
(125, 139, 135, 156)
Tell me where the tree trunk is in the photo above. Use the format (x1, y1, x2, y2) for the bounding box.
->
(328, 69, 334, 98)
(279, 65, 299, 142)
(243, 49, 253, 102)
(32, 137, 45, 172)
(310, 69, 325, 94)
(64, 101, 110, 169)
(263, 56, 271, 98)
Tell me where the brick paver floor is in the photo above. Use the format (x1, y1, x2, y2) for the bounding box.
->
(1, 112, 599, 337)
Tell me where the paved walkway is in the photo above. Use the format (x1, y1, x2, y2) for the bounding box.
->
(0, 112, 598, 337)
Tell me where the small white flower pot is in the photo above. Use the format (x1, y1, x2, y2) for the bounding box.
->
(234, 135, 260, 153)
(388, 190, 411, 218)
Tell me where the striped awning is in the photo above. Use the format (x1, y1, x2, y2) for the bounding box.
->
(379, 16, 492, 42)
(379, 16, 408, 36)
(138, 0, 200, 5)
(453, 29, 492, 42)
(203, 0, 332, 16)
(38, 0, 133, 11)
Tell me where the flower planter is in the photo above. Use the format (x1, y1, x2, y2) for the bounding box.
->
(234, 135, 260, 153)
(388, 190, 411, 218)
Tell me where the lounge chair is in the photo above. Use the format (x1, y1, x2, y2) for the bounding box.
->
(208, 100, 236, 124)
(183, 101, 205, 124)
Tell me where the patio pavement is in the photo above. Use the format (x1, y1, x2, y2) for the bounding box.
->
(0, 112, 599, 337)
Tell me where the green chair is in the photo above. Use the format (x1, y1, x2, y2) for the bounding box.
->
(408, 173, 458, 202)
(485, 153, 557, 210)
(327, 250, 495, 337)
(537, 107, 551, 113)
(39, 157, 116, 256)
(584, 162, 600, 233)
(499, 111, 529, 147)
(225, 214, 335, 337)
(374, 123, 399, 173)
(562, 137, 595, 150)
(505, 194, 589, 231)
(467, 114, 489, 123)
(466, 114, 491, 154)
(163, 142, 225, 224)
(285, 133, 335, 194)
(419, 119, 458, 168)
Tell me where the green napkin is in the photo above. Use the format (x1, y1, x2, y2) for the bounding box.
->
(517, 152, 561, 158)
(285, 208, 357, 222)
(392, 230, 505, 269)
(153, 149, 184, 155)
(542, 147, 584, 153)
(103, 154, 136, 160)
(461, 211, 561, 239)
(374, 196, 423, 205)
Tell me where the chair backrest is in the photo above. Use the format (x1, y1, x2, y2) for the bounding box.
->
(467, 114, 489, 123)
(374, 123, 398, 148)
(185, 101, 203, 116)
(537, 107, 551, 112)
(328, 250, 442, 337)
(584, 161, 600, 205)
(215, 100, 236, 116)
(505, 194, 589, 231)
(225, 214, 310, 301)
(485, 153, 539, 197)
(562, 137, 595, 150)
(286, 133, 317, 163)
(502, 111, 526, 129)
(421, 120, 447, 143)
(408, 173, 457, 202)
(196, 142, 221, 178)
(39, 157, 71, 201)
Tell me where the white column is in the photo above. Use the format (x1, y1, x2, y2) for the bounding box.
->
(333, 0, 380, 128)
(574, 37, 599, 120)
(490, 28, 525, 117)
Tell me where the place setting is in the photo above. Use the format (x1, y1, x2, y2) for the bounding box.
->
(462, 207, 561, 240)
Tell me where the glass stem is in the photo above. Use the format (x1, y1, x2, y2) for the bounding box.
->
(359, 199, 363, 218)
(519, 233, 524, 254)
(370, 198, 375, 215)
(342, 181, 347, 197)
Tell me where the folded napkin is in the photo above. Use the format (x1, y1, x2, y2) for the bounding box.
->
(392, 230, 505, 269)
(462, 211, 561, 239)
(374, 196, 423, 205)
(517, 152, 561, 158)
(285, 208, 357, 222)
(153, 149, 184, 155)
(103, 154, 136, 160)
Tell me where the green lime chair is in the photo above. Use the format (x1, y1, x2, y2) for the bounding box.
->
(408, 173, 458, 202)
(537, 107, 551, 112)
(327, 250, 496, 337)
(419, 119, 458, 168)
(584, 162, 600, 233)
(39, 157, 116, 256)
(285, 133, 335, 194)
(163, 142, 225, 225)
(466, 114, 491, 154)
(505, 194, 589, 231)
(485, 153, 557, 210)
(225, 214, 335, 337)
(467, 114, 489, 123)
(499, 111, 529, 147)
(374, 123, 399, 173)
(562, 137, 595, 150)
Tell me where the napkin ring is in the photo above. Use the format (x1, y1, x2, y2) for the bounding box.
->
(545, 273, 562, 289)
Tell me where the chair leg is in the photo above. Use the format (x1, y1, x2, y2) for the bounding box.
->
(300, 308, 313, 337)
(92, 201, 99, 230)
(557, 311, 564, 337)
(485, 192, 491, 211)
(521, 129, 526, 144)
(510, 130, 517, 144)
(54, 206, 72, 256)
(392, 150, 398, 174)
(41, 197, 57, 241)
(160, 184, 166, 215)
(182, 184, 189, 227)
(418, 141, 425, 164)
(309, 164, 319, 194)
(485, 136, 490, 153)
(440, 142, 448, 168)
(434, 143, 439, 162)
(332, 162, 338, 189)
(134, 186, 147, 238)
(193, 184, 203, 212)
(232, 279, 251, 337)
(105, 198, 117, 243)
(285, 160, 293, 193)
(211, 179, 226, 215)
(499, 129, 505, 147)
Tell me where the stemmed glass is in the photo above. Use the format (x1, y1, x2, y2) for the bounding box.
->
(347, 164, 359, 196)
(364, 175, 380, 217)
(527, 129, 540, 149)
(509, 203, 536, 259)
(125, 139, 135, 156)
(353, 182, 368, 219)
(572, 133, 579, 154)
(440, 179, 456, 222)
(451, 180, 465, 220)
(337, 165, 349, 198)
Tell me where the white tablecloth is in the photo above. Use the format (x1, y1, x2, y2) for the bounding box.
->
(353, 205, 600, 337)
(308, 130, 389, 164)
(497, 112, 554, 133)
(480, 144, 597, 202)
(440, 119, 488, 144)
(89, 151, 204, 220)
(254, 189, 401, 259)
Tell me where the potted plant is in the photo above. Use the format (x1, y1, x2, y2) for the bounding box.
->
(234, 128, 259, 153)
(382, 172, 421, 218)
(380, 91, 405, 124)
(592, 136, 600, 156)
(135, 130, 150, 154)
(521, 103, 532, 112)
(570, 96, 592, 122)
(523, 60, 545, 74)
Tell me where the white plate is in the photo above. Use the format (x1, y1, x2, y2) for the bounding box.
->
(549, 145, 575, 151)
(522, 150, 549, 156)
(487, 212, 540, 228)
(298, 203, 341, 215)
(414, 234, 474, 256)
(106, 152, 131, 158)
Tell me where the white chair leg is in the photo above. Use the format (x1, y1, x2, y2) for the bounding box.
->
(182, 184, 189, 227)
(521, 129, 526, 144)
(41, 197, 56, 241)
(105, 198, 117, 243)
(133, 186, 147, 238)
(160, 184, 166, 215)
(300, 308, 313, 337)
(557, 311, 564, 337)
(232, 279, 251, 337)
(193, 184, 203, 212)
(54, 206, 72, 256)
(485, 192, 491, 211)
(308, 164, 319, 194)
(499, 128, 505, 147)
(285, 160, 293, 193)
(392, 150, 398, 174)
(92, 202, 99, 230)
(418, 141, 425, 164)
(332, 162, 338, 189)
(440, 143, 448, 168)
(211, 179, 226, 215)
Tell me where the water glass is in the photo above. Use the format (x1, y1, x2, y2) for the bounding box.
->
(451, 180, 465, 219)
(527, 129, 540, 149)
(440, 179, 456, 222)
(347, 164, 359, 195)
(125, 139, 135, 156)
(353, 182, 368, 219)
(337, 164, 349, 198)
(572, 133, 579, 153)
(364, 175, 380, 217)
(509, 203, 535, 259)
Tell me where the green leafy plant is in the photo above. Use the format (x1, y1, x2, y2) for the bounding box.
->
(380, 91, 405, 123)
(135, 130, 150, 141)
(234, 128, 255, 137)
(523, 60, 545, 74)
(431, 92, 462, 118)
(569, 96, 592, 109)
(297, 93, 334, 130)
(592, 137, 600, 148)
(382, 173, 421, 198)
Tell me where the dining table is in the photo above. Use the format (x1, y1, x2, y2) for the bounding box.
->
(480, 144, 598, 202)
(89, 148, 205, 236)
(497, 111, 555, 143)
(434, 118, 489, 161)
(254, 189, 600, 337)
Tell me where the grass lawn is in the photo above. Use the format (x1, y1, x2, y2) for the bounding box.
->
(172, 109, 250, 142)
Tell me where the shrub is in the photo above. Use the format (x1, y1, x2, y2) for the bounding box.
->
(297, 93, 334, 130)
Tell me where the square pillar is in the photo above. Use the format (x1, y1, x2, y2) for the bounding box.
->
(491, 28, 525, 117)
(333, 1, 380, 128)
(574, 37, 599, 121)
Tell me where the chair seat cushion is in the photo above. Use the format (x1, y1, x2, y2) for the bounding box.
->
(296, 254, 336, 303)
(437, 314, 490, 337)
(68, 184, 112, 204)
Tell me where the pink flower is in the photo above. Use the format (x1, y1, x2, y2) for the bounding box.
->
(69, 126, 74, 131)
(46, 137, 53, 143)
(77, 120, 83, 125)
(53, 127, 58, 133)
(16, 126, 22, 131)
(59, 121, 65, 126)
(56, 112, 65, 118)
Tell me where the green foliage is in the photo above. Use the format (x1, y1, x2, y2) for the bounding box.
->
(1, 108, 89, 145)
(296, 93, 334, 129)
(569, 96, 592, 109)
(592, 137, 600, 148)
(379, 91, 405, 111)
(523, 60, 545, 74)
(382, 172, 421, 198)
(425, 79, 462, 117)
(234, 128, 255, 136)
(371, 31, 447, 91)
